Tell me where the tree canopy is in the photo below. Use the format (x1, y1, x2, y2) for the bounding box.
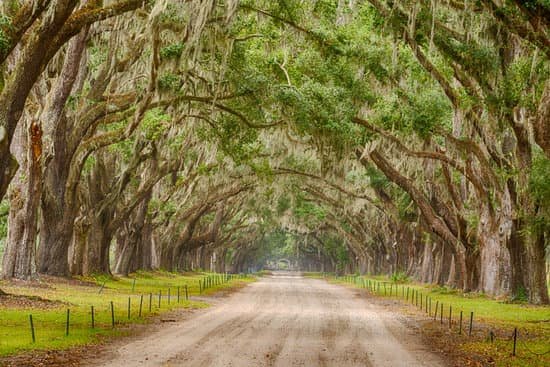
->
(0, 0, 548, 303)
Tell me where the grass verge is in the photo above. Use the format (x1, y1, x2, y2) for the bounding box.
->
(0, 271, 254, 357)
(308, 273, 550, 367)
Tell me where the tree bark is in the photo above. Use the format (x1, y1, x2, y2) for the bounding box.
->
(36, 27, 91, 277)
(477, 202, 513, 296)
(0, 0, 79, 201)
(114, 192, 152, 275)
(82, 214, 113, 276)
(69, 214, 89, 276)
(522, 225, 550, 304)
(37, 121, 74, 276)
(1, 119, 42, 279)
(534, 80, 550, 159)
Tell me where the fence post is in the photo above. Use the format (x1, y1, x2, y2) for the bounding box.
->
(449, 306, 452, 328)
(158, 290, 162, 308)
(66, 309, 70, 336)
(149, 293, 152, 312)
(459, 311, 463, 334)
(91, 306, 95, 328)
(512, 328, 517, 356)
(168, 288, 171, 305)
(139, 295, 143, 317)
(440, 303, 443, 324)
(426, 296, 429, 313)
(185, 285, 189, 300)
(111, 301, 115, 328)
(128, 297, 131, 319)
(177, 286, 180, 303)
(29, 315, 35, 343)
(469, 312, 474, 336)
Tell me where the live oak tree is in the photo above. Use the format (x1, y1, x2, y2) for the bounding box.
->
(226, 0, 549, 303)
(0, 0, 548, 304)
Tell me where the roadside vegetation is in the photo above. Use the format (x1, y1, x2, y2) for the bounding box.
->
(0, 271, 254, 357)
(307, 273, 550, 367)
(0, 0, 548, 308)
(0, 0, 548, 363)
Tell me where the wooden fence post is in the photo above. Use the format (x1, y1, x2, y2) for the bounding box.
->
(110, 301, 115, 328)
(91, 306, 95, 328)
(66, 309, 70, 336)
(29, 315, 35, 343)
(512, 328, 517, 356)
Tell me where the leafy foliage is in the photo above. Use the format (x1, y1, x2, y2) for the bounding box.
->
(139, 109, 171, 141)
(0, 14, 11, 56)
(160, 43, 185, 59)
(529, 151, 550, 236)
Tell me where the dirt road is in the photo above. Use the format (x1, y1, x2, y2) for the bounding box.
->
(93, 273, 446, 367)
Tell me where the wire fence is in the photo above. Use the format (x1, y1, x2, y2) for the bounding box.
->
(1, 272, 250, 349)
(331, 275, 550, 360)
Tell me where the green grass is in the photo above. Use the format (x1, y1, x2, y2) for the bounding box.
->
(0, 271, 254, 357)
(321, 274, 550, 367)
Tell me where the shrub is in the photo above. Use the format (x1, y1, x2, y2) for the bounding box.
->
(391, 271, 410, 283)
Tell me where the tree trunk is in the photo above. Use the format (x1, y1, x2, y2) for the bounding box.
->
(0, 141, 18, 203)
(114, 193, 151, 275)
(139, 219, 154, 271)
(0, 0, 79, 201)
(37, 214, 73, 276)
(37, 151, 74, 276)
(523, 230, 549, 304)
(478, 217, 512, 296)
(80, 152, 119, 276)
(534, 80, 550, 159)
(82, 212, 113, 276)
(69, 215, 89, 276)
(420, 240, 435, 283)
(2, 120, 41, 279)
(510, 119, 549, 304)
(475, 184, 513, 296)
